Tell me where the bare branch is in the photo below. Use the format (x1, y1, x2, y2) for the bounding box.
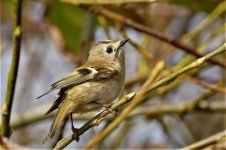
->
(1, 0, 23, 137)
(180, 130, 226, 150)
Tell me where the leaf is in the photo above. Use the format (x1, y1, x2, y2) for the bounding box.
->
(47, 1, 84, 53)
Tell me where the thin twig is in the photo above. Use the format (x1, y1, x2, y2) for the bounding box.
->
(82, 43, 226, 149)
(122, 39, 226, 94)
(182, 1, 226, 43)
(120, 29, 226, 94)
(126, 67, 226, 94)
(184, 76, 226, 94)
(180, 130, 226, 150)
(61, 0, 158, 5)
(119, 28, 154, 61)
(1, 0, 23, 137)
(146, 43, 226, 94)
(9, 91, 224, 130)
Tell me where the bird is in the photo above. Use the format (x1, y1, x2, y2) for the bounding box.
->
(37, 39, 129, 142)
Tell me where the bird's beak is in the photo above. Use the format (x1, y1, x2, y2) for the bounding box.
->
(115, 39, 129, 59)
(119, 38, 129, 48)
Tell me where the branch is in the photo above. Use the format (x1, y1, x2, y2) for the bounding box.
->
(71, 6, 226, 69)
(180, 130, 226, 150)
(182, 1, 226, 42)
(1, 0, 23, 137)
(61, 0, 158, 5)
(119, 28, 154, 61)
(183, 76, 226, 94)
(9, 91, 224, 129)
(53, 92, 136, 149)
(125, 63, 226, 94)
(122, 32, 226, 94)
(82, 43, 226, 149)
(130, 101, 226, 117)
(0, 137, 28, 149)
(9, 103, 102, 129)
(146, 43, 226, 94)
(120, 29, 226, 94)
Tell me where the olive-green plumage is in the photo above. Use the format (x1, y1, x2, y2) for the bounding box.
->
(38, 39, 128, 140)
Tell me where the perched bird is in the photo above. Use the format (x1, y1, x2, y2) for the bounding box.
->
(37, 39, 129, 141)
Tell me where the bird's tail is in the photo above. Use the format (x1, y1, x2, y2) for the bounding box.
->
(43, 100, 72, 143)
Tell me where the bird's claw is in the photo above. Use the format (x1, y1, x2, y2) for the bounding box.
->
(72, 127, 79, 142)
(92, 101, 119, 116)
(103, 104, 119, 116)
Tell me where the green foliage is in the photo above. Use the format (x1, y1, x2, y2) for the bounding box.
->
(47, 1, 84, 53)
(1, 0, 13, 20)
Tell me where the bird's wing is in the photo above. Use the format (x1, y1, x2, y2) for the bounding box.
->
(44, 89, 65, 115)
(37, 66, 117, 99)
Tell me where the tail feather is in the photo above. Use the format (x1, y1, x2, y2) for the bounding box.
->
(44, 101, 71, 143)
(50, 102, 69, 138)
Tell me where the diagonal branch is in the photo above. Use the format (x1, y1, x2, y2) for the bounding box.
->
(146, 43, 226, 94)
(179, 130, 226, 150)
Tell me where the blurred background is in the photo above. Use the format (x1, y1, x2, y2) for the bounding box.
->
(1, 0, 225, 149)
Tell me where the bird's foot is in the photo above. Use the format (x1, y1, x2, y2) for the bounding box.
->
(70, 113, 79, 142)
(71, 127, 79, 142)
(92, 101, 119, 116)
(103, 103, 119, 116)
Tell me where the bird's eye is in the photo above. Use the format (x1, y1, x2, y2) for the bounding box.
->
(106, 47, 113, 54)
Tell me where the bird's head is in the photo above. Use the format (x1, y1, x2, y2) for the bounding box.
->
(87, 39, 129, 64)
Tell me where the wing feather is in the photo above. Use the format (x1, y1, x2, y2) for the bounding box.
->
(51, 69, 93, 89)
(37, 66, 117, 99)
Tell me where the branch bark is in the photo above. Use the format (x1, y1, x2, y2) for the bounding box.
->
(1, 0, 23, 137)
